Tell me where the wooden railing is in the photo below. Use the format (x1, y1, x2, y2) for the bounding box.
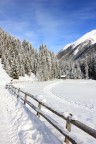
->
(10, 80, 34, 84)
(6, 84, 96, 144)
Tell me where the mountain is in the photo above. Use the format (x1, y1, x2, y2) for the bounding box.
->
(57, 30, 96, 60)
(1, 27, 96, 80)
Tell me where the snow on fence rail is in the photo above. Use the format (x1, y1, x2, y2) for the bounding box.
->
(6, 84, 96, 144)
(10, 80, 34, 84)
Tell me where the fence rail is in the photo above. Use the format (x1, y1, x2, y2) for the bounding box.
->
(6, 84, 96, 144)
(10, 80, 35, 84)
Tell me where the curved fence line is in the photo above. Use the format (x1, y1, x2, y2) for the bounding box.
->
(6, 84, 96, 144)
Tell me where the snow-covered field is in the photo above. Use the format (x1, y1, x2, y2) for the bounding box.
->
(14, 79, 96, 143)
(0, 58, 96, 144)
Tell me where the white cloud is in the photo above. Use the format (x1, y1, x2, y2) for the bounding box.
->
(0, 20, 29, 32)
(0, 19, 41, 48)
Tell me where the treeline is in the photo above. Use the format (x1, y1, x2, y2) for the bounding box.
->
(59, 54, 96, 79)
(0, 28, 96, 80)
(0, 28, 59, 81)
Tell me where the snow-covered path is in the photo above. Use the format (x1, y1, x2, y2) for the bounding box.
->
(0, 85, 62, 144)
(0, 87, 20, 144)
(0, 60, 19, 143)
(0, 60, 62, 144)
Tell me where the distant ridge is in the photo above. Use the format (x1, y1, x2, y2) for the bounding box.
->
(57, 30, 96, 60)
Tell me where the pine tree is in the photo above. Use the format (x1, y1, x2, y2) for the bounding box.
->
(10, 59, 19, 79)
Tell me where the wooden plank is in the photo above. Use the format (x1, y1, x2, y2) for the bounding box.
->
(24, 94, 27, 105)
(37, 102, 41, 118)
(71, 119, 96, 139)
(64, 113, 72, 144)
(17, 88, 20, 98)
(26, 100, 78, 144)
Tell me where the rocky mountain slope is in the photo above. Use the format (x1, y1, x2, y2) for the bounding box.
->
(57, 30, 96, 61)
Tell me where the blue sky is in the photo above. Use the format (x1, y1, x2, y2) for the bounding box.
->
(0, 0, 96, 53)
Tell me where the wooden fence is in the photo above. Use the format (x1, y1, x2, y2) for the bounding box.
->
(10, 80, 34, 84)
(6, 84, 96, 144)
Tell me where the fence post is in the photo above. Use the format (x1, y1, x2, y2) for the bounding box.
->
(17, 88, 20, 98)
(11, 86, 14, 94)
(37, 102, 41, 118)
(24, 94, 27, 105)
(64, 113, 72, 144)
(13, 87, 16, 95)
(5, 84, 7, 89)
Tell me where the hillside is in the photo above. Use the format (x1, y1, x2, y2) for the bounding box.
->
(57, 30, 96, 60)
(0, 28, 59, 81)
(0, 27, 96, 80)
(0, 59, 11, 85)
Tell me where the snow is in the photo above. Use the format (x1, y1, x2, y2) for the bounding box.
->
(0, 87, 61, 144)
(62, 42, 73, 50)
(11, 73, 38, 84)
(19, 73, 38, 82)
(0, 59, 11, 85)
(0, 58, 96, 143)
(15, 79, 96, 143)
(63, 29, 96, 54)
(72, 29, 96, 48)
(0, 60, 61, 144)
(73, 47, 79, 55)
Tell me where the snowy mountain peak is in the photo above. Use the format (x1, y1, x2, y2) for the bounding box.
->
(57, 29, 96, 60)
(76, 29, 96, 43)
(63, 29, 96, 51)
(85, 29, 96, 36)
